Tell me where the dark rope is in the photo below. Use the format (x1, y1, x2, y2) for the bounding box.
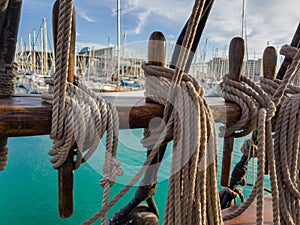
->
(0, 0, 23, 97)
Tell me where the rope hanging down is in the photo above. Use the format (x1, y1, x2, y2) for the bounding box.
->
(219, 73, 280, 225)
(82, 0, 224, 224)
(42, 0, 123, 222)
(271, 48, 300, 225)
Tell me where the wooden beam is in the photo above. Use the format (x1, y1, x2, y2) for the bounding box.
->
(220, 37, 244, 187)
(0, 94, 240, 137)
(222, 195, 273, 224)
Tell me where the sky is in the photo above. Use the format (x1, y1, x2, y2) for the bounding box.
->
(18, 0, 299, 60)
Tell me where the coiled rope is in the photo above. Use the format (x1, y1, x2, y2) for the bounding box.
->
(42, 0, 122, 223)
(219, 74, 279, 225)
(265, 47, 300, 225)
(220, 43, 300, 224)
(82, 0, 224, 224)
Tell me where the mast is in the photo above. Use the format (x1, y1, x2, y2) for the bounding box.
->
(117, 0, 121, 85)
(32, 29, 36, 74)
(241, 0, 248, 76)
(43, 18, 48, 75)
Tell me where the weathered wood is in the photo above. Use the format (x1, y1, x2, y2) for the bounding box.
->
(0, 95, 240, 137)
(221, 37, 244, 187)
(53, 0, 76, 218)
(228, 37, 244, 82)
(147, 31, 166, 67)
(277, 22, 300, 79)
(263, 46, 277, 175)
(280, 44, 298, 59)
(58, 151, 74, 218)
(222, 195, 273, 224)
(263, 46, 277, 80)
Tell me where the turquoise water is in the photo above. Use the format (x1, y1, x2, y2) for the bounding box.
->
(0, 127, 267, 225)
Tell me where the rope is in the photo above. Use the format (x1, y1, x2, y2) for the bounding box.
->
(0, 0, 22, 97)
(271, 48, 300, 225)
(82, 0, 223, 224)
(219, 74, 280, 224)
(43, 1, 122, 223)
(0, 137, 9, 171)
(142, 65, 222, 224)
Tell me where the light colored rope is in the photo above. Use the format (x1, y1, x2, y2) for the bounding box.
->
(43, 1, 123, 223)
(142, 64, 222, 225)
(219, 73, 280, 224)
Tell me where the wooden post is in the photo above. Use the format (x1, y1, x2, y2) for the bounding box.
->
(147, 31, 166, 67)
(262, 46, 277, 175)
(263, 46, 277, 80)
(53, 0, 76, 218)
(146, 31, 166, 104)
(220, 37, 244, 186)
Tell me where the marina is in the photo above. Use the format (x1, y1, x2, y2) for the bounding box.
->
(1, 0, 300, 225)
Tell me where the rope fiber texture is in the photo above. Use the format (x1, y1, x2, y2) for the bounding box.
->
(42, 1, 122, 223)
(219, 74, 279, 225)
(81, 0, 224, 224)
(0, 0, 22, 97)
(220, 44, 300, 224)
(264, 47, 300, 225)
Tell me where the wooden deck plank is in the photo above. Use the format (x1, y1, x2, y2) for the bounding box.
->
(222, 195, 273, 224)
(0, 94, 240, 137)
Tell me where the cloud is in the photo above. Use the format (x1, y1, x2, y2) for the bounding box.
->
(78, 10, 96, 23)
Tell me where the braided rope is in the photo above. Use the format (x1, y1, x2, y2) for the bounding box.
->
(43, 1, 123, 223)
(142, 64, 222, 225)
(219, 73, 280, 224)
(273, 94, 300, 225)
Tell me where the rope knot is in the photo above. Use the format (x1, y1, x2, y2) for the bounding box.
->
(240, 138, 258, 158)
(101, 158, 123, 187)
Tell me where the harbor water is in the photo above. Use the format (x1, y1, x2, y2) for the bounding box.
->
(0, 126, 269, 225)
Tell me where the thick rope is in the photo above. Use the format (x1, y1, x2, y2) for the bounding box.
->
(219, 74, 280, 224)
(270, 48, 300, 225)
(142, 66, 222, 224)
(43, 1, 123, 223)
(0, 0, 22, 97)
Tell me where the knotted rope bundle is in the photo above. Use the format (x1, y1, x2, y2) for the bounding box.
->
(219, 74, 280, 225)
(142, 64, 222, 224)
(82, 0, 224, 224)
(42, 0, 122, 222)
(271, 47, 300, 225)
